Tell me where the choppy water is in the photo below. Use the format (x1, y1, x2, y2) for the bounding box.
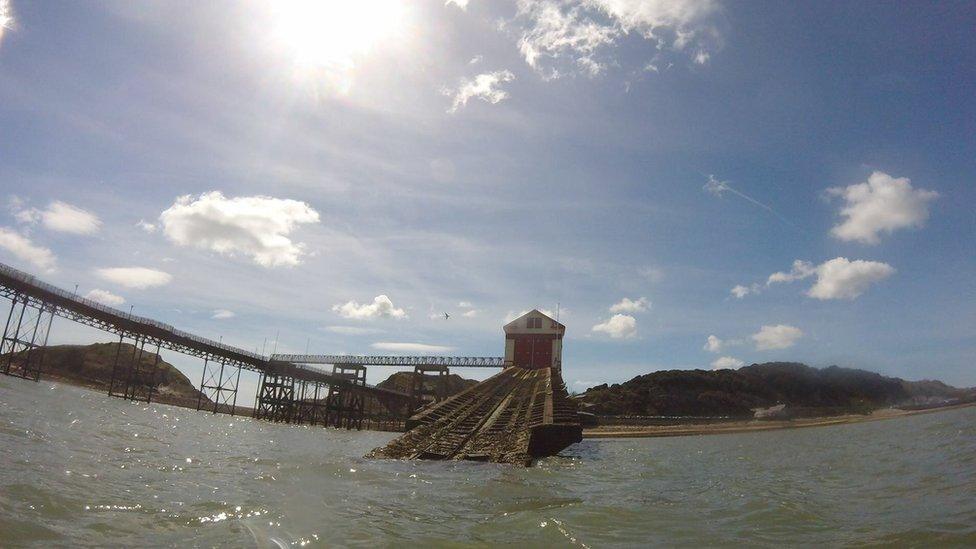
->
(1, 377, 974, 547)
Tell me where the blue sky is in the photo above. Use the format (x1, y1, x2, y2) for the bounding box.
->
(0, 0, 973, 398)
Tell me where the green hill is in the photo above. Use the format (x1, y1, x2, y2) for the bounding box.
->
(579, 362, 974, 418)
(376, 370, 479, 395)
(16, 342, 206, 407)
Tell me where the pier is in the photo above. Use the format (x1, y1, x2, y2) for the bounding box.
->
(0, 263, 581, 462)
(0, 262, 501, 428)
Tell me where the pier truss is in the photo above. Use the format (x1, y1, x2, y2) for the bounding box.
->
(196, 356, 242, 415)
(1, 291, 54, 381)
(274, 354, 506, 417)
(0, 262, 412, 428)
(272, 354, 505, 368)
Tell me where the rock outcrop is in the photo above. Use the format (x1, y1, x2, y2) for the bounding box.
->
(12, 342, 206, 407)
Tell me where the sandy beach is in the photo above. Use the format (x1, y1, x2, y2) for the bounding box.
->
(582, 402, 976, 439)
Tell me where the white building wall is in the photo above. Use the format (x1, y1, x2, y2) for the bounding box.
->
(504, 338, 515, 368)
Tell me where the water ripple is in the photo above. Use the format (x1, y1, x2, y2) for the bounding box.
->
(1, 380, 974, 546)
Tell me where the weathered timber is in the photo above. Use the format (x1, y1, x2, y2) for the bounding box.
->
(367, 366, 582, 466)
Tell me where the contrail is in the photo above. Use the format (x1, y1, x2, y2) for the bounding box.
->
(704, 175, 798, 228)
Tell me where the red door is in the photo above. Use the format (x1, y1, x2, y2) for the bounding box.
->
(531, 338, 552, 368)
(514, 337, 552, 368)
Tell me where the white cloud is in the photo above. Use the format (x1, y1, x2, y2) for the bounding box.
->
(609, 296, 650, 313)
(84, 289, 125, 307)
(730, 284, 759, 299)
(371, 342, 454, 353)
(739, 258, 894, 301)
(767, 260, 815, 285)
(462, 309, 479, 318)
(515, 0, 617, 77)
(711, 356, 743, 370)
(332, 295, 407, 320)
(95, 267, 173, 289)
(443, 70, 516, 113)
(752, 324, 803, 351)
(323, 325, 383, 335)
(136, 220, 157, 233)
(458, 301, 473, 308)
(704, 334, 743, 352)
(11, 201, 101, 235)
(806, 257, 895, 300)
(513, 0, 721, 78)
(694, 49, 709, 64)
(212, 309, 235, 319)
(40, 202, 101, 234)
(13, 206, 39, 224)
(703, 334, 722, 353)
(827, 171, 939, 245)
(592, 313, 637, 339)
(159, 191, 320, 268)
(0, 228, 56, 272)
(446, 0, 470, 10)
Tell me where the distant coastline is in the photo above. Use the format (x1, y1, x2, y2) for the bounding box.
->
(583, 402, 976, 439)
(9, 344, 974, 440)
(34, 372, 973, 440)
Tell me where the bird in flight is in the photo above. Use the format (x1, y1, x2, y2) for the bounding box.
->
(444, 312, 450, 320)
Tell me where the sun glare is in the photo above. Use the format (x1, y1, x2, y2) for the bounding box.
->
(0, 0, 14, 40)
(269, 0, 405, 93)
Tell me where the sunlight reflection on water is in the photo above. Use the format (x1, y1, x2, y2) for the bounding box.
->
(1, 377, 974, 547)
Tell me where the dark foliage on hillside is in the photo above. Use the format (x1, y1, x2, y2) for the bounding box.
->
(376, 371, 479, 395)
(363, 371, 480, 416)
(13, 343, 483, 420)
(579, 362, 974, 418)
(16, 342, 205, 407)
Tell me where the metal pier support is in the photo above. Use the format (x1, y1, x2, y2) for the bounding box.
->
(0, 293, 54, 382)
(196, 357, 241, 415)
(293, 380, 327, 425)
(254, 372, 295, 423)
(108, 335, 161, 403)
(325, 364, 367, 430)
(411, 364, 450, 412)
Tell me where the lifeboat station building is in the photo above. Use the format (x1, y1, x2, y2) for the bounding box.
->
(503, 310, 564, 372)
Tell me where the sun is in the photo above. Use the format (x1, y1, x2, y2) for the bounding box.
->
(0, 0, 14, 38)
(268, 0, 405, 93)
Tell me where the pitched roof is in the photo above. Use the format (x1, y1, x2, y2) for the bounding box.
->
(503, 309, 565, 330)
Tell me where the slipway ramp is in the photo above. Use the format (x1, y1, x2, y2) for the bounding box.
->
(368, 366, 582, 466)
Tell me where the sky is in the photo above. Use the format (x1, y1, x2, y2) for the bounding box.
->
(0, 0, 973, 400)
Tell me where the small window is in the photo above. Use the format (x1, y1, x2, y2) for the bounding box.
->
(527, 317, 542, 329)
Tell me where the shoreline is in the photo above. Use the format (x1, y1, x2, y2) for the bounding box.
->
(582, 401, 976, 439)
(14, 375, 974, 439)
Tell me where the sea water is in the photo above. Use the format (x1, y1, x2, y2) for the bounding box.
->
(1, 376, 974, 547)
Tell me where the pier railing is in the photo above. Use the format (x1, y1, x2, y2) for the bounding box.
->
(273, 354, 505, 368)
